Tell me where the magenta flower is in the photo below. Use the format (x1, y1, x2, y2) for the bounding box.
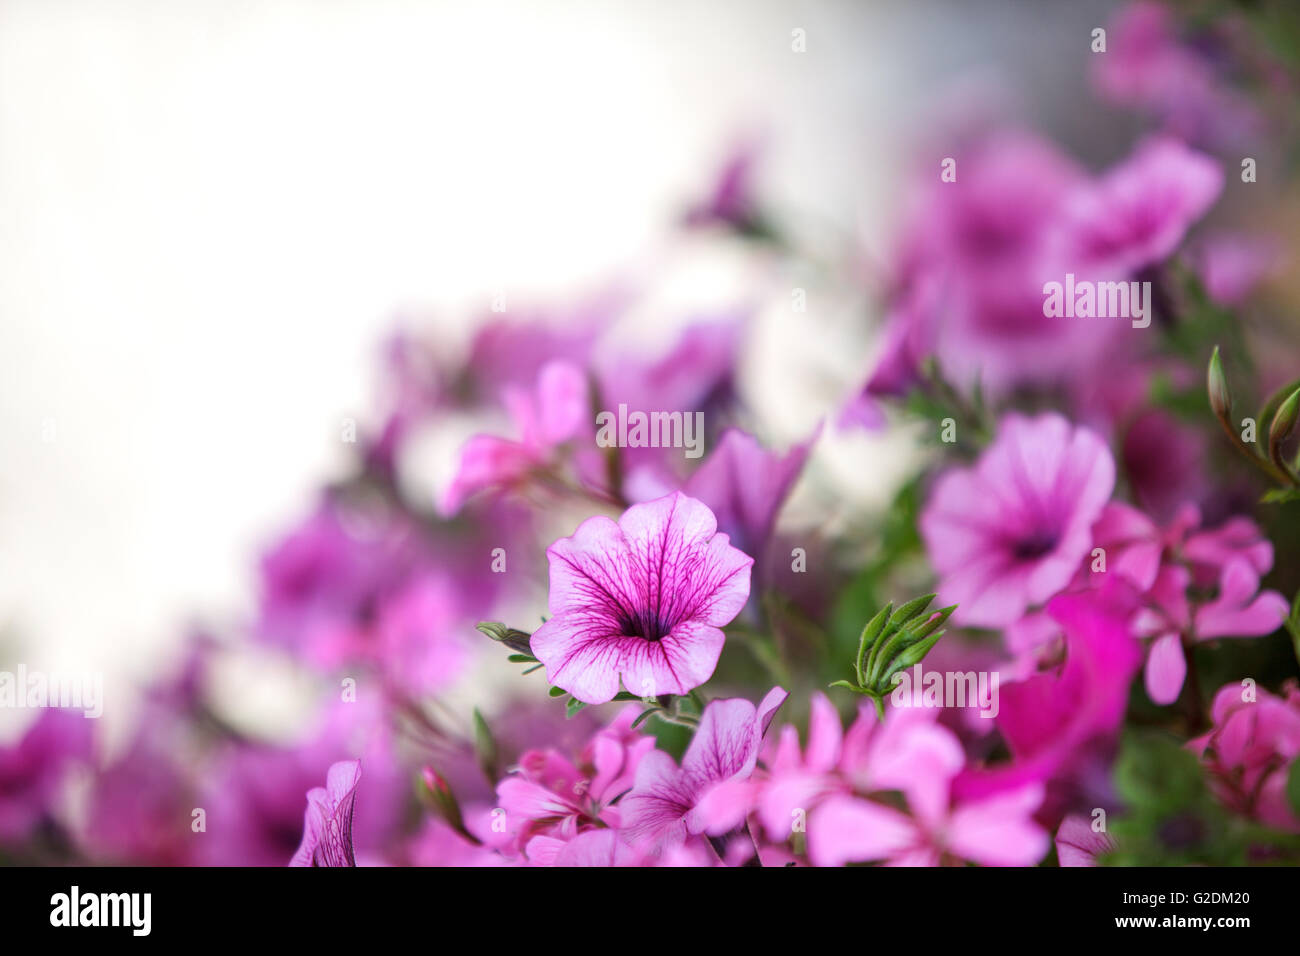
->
(492, 705, 654, 859)
(1087, 502, 1286, 705)
(531, 492, 754, 704)
(256, 496, 421, 667)
(440, 359, 592, 515)
(1092, 2, 1261, 148)
(1192, 233, 1282, 307)
(920, 413, 1115, 628)
(1056, 136, 1223, 278)
(859, 130, 1114, 401)
(621, 687, 787, 850)
(683, 427, 816, 574)
(809, 779, 1047, 868)
(682, 140, 763, 233)
(374, 573, 473, 695)
(757, 695, 955, 843)
(769, 701, 1046, 867)
(198, 698, 404, 867)
(963, 585, 1142, 811)
(1190, 682, 1300, 832)
(0, 710, 93, 846)
(291, 759, 362, 867)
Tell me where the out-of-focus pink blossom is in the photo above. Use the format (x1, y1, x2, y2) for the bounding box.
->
(921, 413, 1115, 628)
(1087, 502, 1286, 705)
(682, 427, 816, 577)
(1193, 233, 1282, 306)
(1055, 136, 1223, 278)
(1191, 682, 1300, 832)
(0, 710, 93, 846)
(1093, 2, 1261, 148)
(440, 360, 592, 515)
(963, 586, 1142, 808)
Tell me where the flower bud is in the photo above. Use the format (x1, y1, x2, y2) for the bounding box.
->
(1269, 387, 1300, 456)
(1207, 346, 1231, 422)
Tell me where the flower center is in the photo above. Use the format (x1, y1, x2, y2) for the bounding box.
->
(1012, 528, 1058, 561)
(619, 610, 669, 643)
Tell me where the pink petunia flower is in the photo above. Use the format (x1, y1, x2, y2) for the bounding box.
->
(620, 687, 787, 851)
(1055, 813, 1118, 867)
(1055, 136, 1223, 278)
(920, 412, 1115, 628)
(531, 492, 754, 704)
(1092, 2, 1261, 148)
(291, 759, 363, 867)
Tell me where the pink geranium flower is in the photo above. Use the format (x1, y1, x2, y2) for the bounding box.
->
(809, 780, 1047, 868)
(439, 359, 591, 515)
(621, 687, 787, 851)
(531, 492, 754, 704)
(920, 413, 1115, 628)
(493, 705, 654, 860)
(1191, 682, 1300, 832)
(1087, 502, 1286, 705)
(291, 759, 362, 867)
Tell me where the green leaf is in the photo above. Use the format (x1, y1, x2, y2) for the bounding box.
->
(888, 593, 935, 629)
(548, 685, 567, 698)
(877, 631, 944, 688)
(630, 708, 657, 730)
(1286, 590, 1300, 668)
(565, 697, 587, 719)
(827, 679, 872, 697)
(1262, 487, 1300, 505)
(855, 603, 892, 685)
(472, 708, 498, 781)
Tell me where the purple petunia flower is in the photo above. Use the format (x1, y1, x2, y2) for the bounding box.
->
(291, 759, 363, 867)
(1054, 135, 1223, 278)
(531, 492, 754, 704)
(621, 687, 787, 850)
(1054, 813, 1118, 867)
(920, 412, 1116, 628)
(0, 710, 93, 846)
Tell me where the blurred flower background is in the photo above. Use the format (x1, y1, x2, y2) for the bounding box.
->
(2, 0, 1300, 866)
